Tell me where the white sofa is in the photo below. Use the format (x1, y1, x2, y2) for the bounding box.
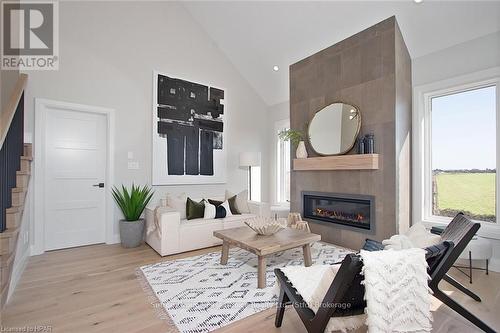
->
(145, 200, 270, 256)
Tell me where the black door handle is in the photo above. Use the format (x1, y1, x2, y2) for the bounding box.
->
(93, 183, 105, 188)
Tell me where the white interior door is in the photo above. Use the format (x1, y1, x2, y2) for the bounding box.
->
(43, 106, 107, 251)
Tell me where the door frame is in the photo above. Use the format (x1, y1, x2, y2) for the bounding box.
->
(33, 98, 115, 255)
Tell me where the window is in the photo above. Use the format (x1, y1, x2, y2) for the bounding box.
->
(275, 119, 290, 204)
(431, 86, 496, 222)
(250, 166, 261, 202)
(414, 71, 500, 226)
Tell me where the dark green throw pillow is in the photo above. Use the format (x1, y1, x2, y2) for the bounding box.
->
(208, 199, 223, 207)
(227, 195, 241, 215)
(186, 197, 205, 220)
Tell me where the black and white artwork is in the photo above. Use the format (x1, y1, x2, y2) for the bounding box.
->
(152, 72, 226, 185)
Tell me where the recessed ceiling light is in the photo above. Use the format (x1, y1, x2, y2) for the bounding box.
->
(414, 0, 423, 3)
(273, 65, 279, 71)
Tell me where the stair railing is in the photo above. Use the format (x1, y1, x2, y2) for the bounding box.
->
(0, 74, 28, 232)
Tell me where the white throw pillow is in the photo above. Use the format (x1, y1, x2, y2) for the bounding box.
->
(411, 233, 442, 248)
(166, 193, 187, 220)
(204, 202, 216, 219)
(382, 223, 441, 250)
(405, 223, 442, 248)
(382, 235, 414, 250)
(278, 264, 366, 332)
(221, 200, 233, 217)
(225, 189, 250, 214)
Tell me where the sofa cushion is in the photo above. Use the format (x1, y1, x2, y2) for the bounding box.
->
(222, 213, 256, 223)
(208, 198, 223, 206)
(215, 205, 227, 218)
(181, 217, 221, 226)
(221, 200, 233, 217)
(187, 197, 205, 220)
(209, 197, 240, 215)
(167, 193, 187, 220)
(204, 202, 216, 219)
(225, 190, 250, 214)
(227, 195, 241, 215)
(180, 214, 255, 227)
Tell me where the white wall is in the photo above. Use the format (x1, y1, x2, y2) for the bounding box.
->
(23, 2, 269, 248)
(267, 101, 289, 205)
(413, 31, 500, 272)
(413, 31, 500, 86)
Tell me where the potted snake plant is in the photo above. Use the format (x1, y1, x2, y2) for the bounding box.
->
(112, 184, 154, 248)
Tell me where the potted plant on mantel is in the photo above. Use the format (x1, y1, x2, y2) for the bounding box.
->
(112, 184, 154, 248)
(279, 128, 308, 158)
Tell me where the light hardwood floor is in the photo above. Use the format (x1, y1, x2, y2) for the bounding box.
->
(2, 243, 499, 332)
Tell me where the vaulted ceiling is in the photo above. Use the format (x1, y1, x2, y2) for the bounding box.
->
(183, 1, 500, 106)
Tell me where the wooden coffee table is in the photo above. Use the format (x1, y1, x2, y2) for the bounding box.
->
(213, 227, 321, 288)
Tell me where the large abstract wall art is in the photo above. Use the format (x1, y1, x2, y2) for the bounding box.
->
(152, 72, 226, 185)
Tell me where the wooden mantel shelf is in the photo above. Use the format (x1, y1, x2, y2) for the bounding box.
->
(293, 154, 379, 171)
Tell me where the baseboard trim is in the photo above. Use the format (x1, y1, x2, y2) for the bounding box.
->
(7, 246, 30, 303)
(488, 257, 500, 273)
(30, 244, 43, 256)
(107, 233, 121, 245)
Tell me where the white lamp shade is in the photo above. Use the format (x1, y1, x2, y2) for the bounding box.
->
(239, 152, 261, 167)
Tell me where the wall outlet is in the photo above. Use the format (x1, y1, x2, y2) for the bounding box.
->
(128, 161, 139, 170)
(127, 151, 134, 159)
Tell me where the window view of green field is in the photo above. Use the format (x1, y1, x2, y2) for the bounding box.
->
(433, 171, 496, 222)
(431, 86, 497, 223)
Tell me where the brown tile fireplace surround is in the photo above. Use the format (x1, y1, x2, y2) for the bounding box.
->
(290, 16, 412, 250)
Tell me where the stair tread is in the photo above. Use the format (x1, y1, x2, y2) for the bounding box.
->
(20, 155, 33, 161)
(0, 228, 19, 239)
(16, 170, 30, 176)
(11, 187, 27, 193)
(0, 252, 15, 267)
(23, 143, 33, 159)
(24, 143, 32, 147)
(6, 206, 21, 213)
(9, 200, 24, 207)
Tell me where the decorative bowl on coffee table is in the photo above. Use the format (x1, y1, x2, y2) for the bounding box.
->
(244, 217, 286, 236)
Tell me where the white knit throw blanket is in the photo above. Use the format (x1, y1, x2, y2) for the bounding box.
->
(359, 248, 433, 333)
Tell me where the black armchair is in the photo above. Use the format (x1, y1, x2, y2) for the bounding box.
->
(274, 213, 495, 333)
(362, 213, 494, 332)
(274, 241, 453, 333)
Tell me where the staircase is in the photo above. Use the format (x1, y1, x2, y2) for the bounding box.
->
(0, 74, 29, 315)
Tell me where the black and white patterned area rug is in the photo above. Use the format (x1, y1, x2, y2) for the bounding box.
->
(138, 242, 351, 333)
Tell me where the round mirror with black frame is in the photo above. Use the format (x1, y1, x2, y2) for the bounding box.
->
(308, 102, 361, 156)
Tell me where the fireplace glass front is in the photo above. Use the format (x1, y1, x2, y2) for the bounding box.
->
(303, 193, 374, 230)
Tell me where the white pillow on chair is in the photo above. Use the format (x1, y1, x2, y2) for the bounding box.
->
(382, 223, 441, 250)
(406, 223, 441, 248)
(278, 264, 366, 332)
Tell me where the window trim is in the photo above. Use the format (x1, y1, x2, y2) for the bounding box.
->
(274, 118, 290, 205)
(250, 165, 261, 202)
(413, 67, 500, 238)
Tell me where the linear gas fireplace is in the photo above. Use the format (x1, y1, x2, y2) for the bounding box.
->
(302, 192, 375, 231)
